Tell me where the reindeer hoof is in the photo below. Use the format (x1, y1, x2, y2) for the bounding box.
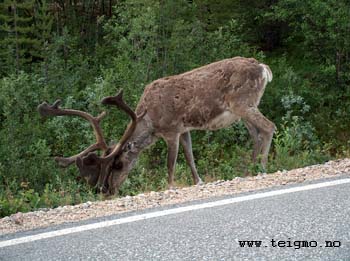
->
(168, 184, 177, 191)
(195, 179, 204, 185)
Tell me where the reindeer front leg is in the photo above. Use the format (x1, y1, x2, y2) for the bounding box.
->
(180, 132, 203, 185)
(164, 134, 180, 189)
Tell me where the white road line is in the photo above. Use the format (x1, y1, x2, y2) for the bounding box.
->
(1, 178, 350, 248)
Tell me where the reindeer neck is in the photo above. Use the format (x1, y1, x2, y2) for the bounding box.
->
(126, 117, 157, 155)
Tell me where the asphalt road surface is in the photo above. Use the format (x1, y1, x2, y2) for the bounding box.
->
(1, 176, 350, 261)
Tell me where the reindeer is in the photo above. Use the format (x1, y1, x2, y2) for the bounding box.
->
(38, 57, 275, 195)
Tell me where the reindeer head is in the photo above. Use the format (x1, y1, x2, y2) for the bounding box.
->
(38, 90, 146, 195)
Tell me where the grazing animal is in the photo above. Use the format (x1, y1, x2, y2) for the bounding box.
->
(38, 57, 275, 195)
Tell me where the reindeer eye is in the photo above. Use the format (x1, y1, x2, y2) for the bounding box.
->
(124, 142, 135, 152)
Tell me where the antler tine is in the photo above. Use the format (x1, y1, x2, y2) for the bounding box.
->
(101, 90, 136, 121)
(100, 90, 146, 161)
(54, 143, 101, 167)
(37, 100, 109, 167)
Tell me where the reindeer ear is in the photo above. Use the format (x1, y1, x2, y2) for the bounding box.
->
(81, 152, 101, 165)
(76, 153, 101, 180)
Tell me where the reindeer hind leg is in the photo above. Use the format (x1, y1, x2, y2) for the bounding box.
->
(242, 107, 276, 170)
(243, 120, 262, 164)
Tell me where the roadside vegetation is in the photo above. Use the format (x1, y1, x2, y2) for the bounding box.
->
(1, 0, 349, 217)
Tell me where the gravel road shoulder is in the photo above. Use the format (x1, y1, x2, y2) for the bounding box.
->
(1, 158, 350, 235)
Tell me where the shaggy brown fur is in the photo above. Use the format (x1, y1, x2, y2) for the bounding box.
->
(109, 57, 275, 192)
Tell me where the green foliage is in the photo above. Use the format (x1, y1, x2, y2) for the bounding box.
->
(0, 0, 42, 73)
(0, 70, 100, 217)
(273, 0, 350, 86)
(270, 92, 330, 172)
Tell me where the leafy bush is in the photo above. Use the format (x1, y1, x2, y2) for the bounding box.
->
(270, 92, 330, 172)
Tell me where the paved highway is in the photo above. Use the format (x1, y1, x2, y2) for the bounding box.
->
(1, 176, 349, 260)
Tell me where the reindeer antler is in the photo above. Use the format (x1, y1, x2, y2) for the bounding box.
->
(100, 90, 146, 160)
(38, 90, 146, 194)
(92, 90, 146, 192)
(37, 100, 109, 167)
